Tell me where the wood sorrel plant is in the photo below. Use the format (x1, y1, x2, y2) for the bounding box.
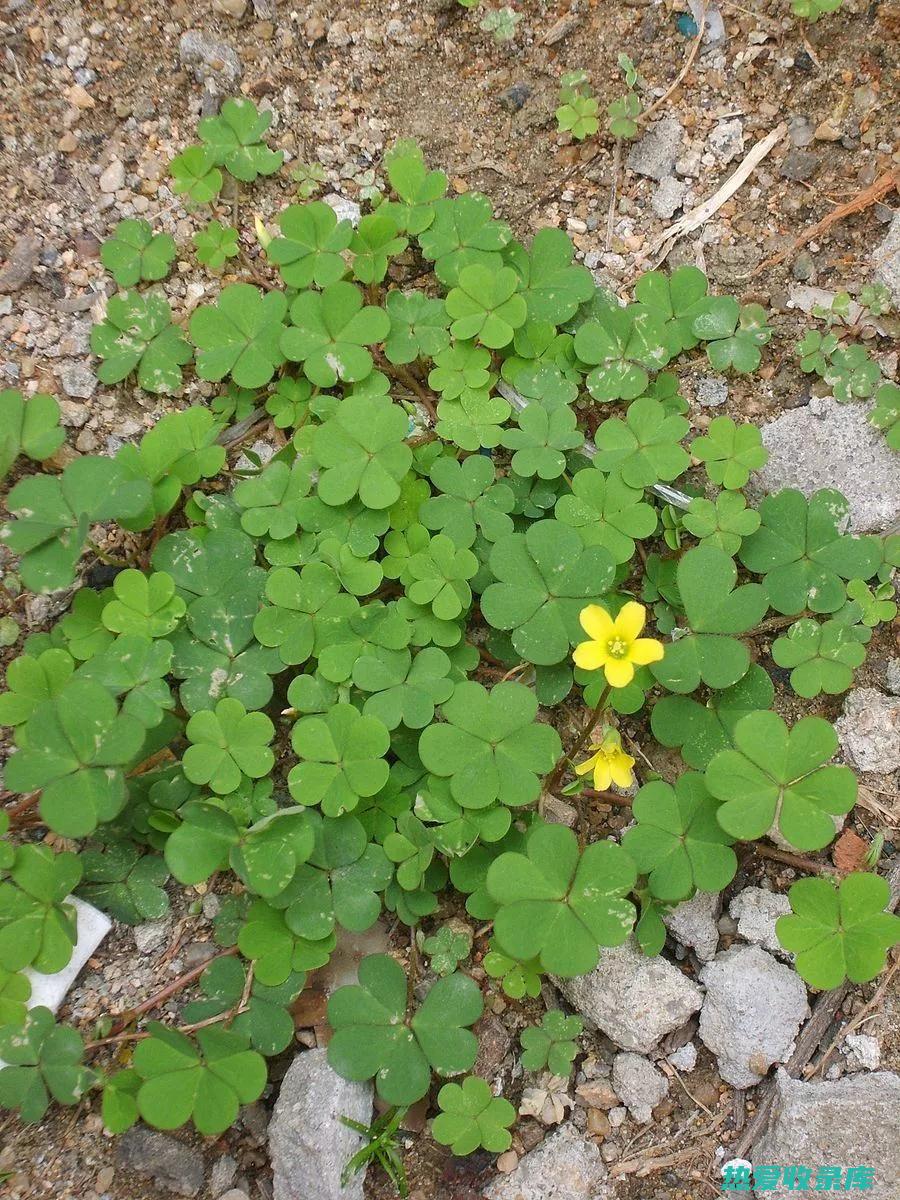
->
(0, 99, 898, 1139)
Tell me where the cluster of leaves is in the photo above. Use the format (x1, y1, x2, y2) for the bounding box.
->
(0, 113, 898, 1163)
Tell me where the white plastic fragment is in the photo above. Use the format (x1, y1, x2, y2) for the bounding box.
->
(26, 896, 112, 1014)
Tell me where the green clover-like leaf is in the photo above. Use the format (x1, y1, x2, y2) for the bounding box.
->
(0, 390, 65, 480)
(693, 299, 772, 373)
(268, 201, 353, 288)
(282, 281, 390, 387)
(433, 1075, 516, 1155)
(487, 822, 636, 976)
(169, 145, 223, 204)
(445, 264, 527, 349)
(651, 546, 768, 693)
(824, 344, 881, 403)
(253, 562, 358, 666)
(633, 265, 710, 354)
(353, 646, 455, 730)
(691, 417, 768, 490)
(574, 305, 671, 402)
(739, 488, 880, 615)
(869, 381, 900, 450)
(289, 702, 390, 817)
(5, 679, 145, 837)
(593, 396, 690, 488)
(418, 680, 561, 810)
(78, 840, 169, 924)
(327, 953, 483, 1105)
(705, 710, 856, 850)
(0, 1007, 96, 1123)
(481, 520, 615, 666)
(771, 617, 868, 698)
(422, 924, 473, 976)
(383, 289, 451, 365)
(519, 1009, 583, 1076)
(237, 899, 335, 985)
(180, 955, 304, 1057)
(198, 97, 284, 182)
(420, 454, 514, 547)
(622, 772, 737, 901)
(350, 213, 408, 284)
(101, 570, 186, 639)
(0, 845, 81, 973)
(91, 291, 191, 394)
(776, 873, 900, 990)
(311, 393, 412, 509)
(0, 647, 74, 728)
(193, 219, 239, 269)
(190, 283, 287, 388)
(682, 491, 760, 556)
(132, 1021, 267, 1134)
(506, 227, 595, 324)
(503, 403, 584, 480)
(418, 193, 513, 287)
(555, 467, 657, 563)
(182, 697, 275, 796)
(101, 219, 175, 287)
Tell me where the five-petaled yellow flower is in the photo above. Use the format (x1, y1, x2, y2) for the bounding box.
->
(573, 601, 664, 689)
(575, 729, 635, 791)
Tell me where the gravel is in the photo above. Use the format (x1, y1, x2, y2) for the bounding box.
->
(611, 1053, 669, 1123)
(728, 886, 792, 957)
(752, 395, 900, 532)
(663, 890, 720, 961)
(698, 945, 809, 1088)
(268, 1049, 373, 1200)
(835, 688, 900, 774)
(753, 1069, 900, 1199)
(115, 1128, 205, 1198)
(554, 939, 703, 1054)
(626, 117, 684, 181)
(484, 1123, 613, 1200)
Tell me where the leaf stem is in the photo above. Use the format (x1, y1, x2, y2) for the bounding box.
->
(545, 684, 612, 794)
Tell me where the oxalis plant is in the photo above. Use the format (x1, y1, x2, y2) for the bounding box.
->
(0, 99, 899, 1166)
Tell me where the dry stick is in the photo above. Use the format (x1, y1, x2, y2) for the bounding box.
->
(754, 169, 899, 275)
(604, 139, 622, 254)
(809, 951, 900, 1079)
(732, 881, 900, 1159)
(104, 946, 239, 1037)
(384, 360, 438, 422)
(651, 121, 788, 258)
(752, 842, 834, 877)
(637, 5, 706, 126)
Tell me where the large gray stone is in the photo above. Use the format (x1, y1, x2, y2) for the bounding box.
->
(753, 396, 900, 532)
(269, 1049, 373, 1200)
(115, 1128, 204, 1197)
(178, 31, 242, 90)
(874, 211, 900, 306)
(753, 1069, 900, 1199)
(699, 946, 809, 1089)
(484, 1123, 613, 1200)
(835, 688, 900, 775)
(554, 939, 702, 1054)
(626, 117, 683, 181)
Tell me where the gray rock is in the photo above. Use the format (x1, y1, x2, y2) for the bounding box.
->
(554, 938, 703, 1054)
(843, 1033, 882, 1071)
(209, 1155, 238, 1196)
(708, 119, 744, 164)
(99, 159, 125, 194)
(133, 920, 170, 955)
(729, 887, 792, 957)
(115, 1128, 204, 1197)
(780, 148, 820, 182)
(323, 193, 361, 227)
(753, 1069, 900, 1199)
(611, 1053, 668, 1123)
(663, 891, 720, 961)
(178, 30, 242, 90)
(699, 945, 809, 1089)
(0, 234, 41, 293)
(694, 376, 728, 407)
(57, 361, 96, 399)
(753, 396, 900, 532)
(269, 1049, 372, 1200)
(484, 1123, 613, 1200)
(498, 82, 531, 112)
(788, 116, 816, 147)
(626, 117, 684, 181)
(887, 658, 900, 696)
(651, 176, 687, 219)
(835, 688, 900, 774)
(874, 211, 900, 307)
(668, 1042, 697, 1072)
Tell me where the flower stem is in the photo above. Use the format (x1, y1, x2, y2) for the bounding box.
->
(545, 683, 612, 794)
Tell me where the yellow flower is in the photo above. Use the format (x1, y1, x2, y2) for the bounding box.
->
(573, 601, 664, 689)
(575, 731, 635, 791)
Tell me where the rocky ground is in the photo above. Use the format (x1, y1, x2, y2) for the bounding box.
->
(0, 0, 898, 1198)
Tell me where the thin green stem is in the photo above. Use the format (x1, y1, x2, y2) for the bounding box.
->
(545, 683, 612, 794)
